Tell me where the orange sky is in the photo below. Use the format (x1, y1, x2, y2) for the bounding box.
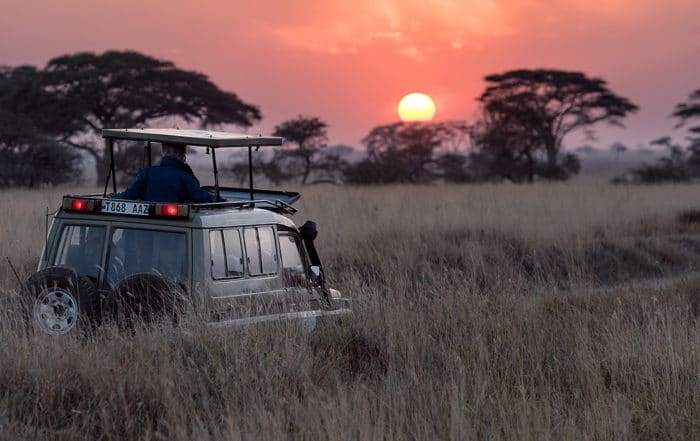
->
(1, 0, 699, 149)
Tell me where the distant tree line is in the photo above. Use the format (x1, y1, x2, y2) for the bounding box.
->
(229, 70, 639, 185)
(6, 50, 683, 187)
(613, 89, 700, 183)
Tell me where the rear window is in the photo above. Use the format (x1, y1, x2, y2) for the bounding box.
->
(53, 225, 106, 279)
(106, 228, 187, 284)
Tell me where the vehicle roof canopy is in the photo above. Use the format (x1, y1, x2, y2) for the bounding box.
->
(102, 128, 282, 148)
(100, 127, 284, 201)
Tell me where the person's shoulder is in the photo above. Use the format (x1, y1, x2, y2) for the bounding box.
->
(128, 166, 152, 182)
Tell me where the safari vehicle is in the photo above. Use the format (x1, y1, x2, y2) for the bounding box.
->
(21, 128, 350, 335)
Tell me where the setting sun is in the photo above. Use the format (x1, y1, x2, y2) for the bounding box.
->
(397, 93, 436, 122)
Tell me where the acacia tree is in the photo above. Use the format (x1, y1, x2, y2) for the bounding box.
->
(474, 69, 638, 180)
(673, 89, 700, 135)
(271, 116, 332, 184)
(345, 120, 469, 184)
(38, 50, 261, 184)
(468, 101, 549, 182)
(674, 89, 700, 159)
(672, 89, 700, 170)
(0, 66, 81, 187)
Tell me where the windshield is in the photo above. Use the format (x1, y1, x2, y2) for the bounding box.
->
(106, 228, 187, 285)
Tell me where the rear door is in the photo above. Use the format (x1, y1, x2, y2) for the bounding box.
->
(102, 223, 191, 289)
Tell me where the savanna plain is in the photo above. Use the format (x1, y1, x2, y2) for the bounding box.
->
(0, 182, 699, 440)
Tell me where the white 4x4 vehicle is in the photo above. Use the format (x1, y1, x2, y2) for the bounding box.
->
(21, 128, 350, 335)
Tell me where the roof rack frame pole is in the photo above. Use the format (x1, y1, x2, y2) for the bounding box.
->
(108, 138, 117, 194)
(248, 145, 254, 201)
(102, 140, 111, 197)
(211, 147, 221, 201)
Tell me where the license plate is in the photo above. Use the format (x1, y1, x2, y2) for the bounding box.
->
(101, 200, 150, 216)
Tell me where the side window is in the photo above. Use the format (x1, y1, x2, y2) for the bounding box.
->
(223, 229, 244, 277)
(210, 231, 226, 279)
(258, 227, 277, 274)
(244, 226, 278, 276)
(244, 228, 261, 275)
(54, 225, 105, 279)
(210, 229, 245, 279)
(279, 232, 307, 288)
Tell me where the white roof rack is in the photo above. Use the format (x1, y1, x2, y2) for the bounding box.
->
(102, 128, 282, 148)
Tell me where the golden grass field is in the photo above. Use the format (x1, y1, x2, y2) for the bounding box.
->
(1, 182, 699, 440)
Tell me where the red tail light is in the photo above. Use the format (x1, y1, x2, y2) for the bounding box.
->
(162, 204, 179, 216)
(63, 197, 97, 212)
(155, 203, 188, 217)
(71, 199, 87, 211)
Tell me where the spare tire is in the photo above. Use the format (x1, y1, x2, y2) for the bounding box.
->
(20, 267, 100, 335)
(112, 273, 187, 328)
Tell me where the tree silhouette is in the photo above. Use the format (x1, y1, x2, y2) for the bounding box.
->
(620, 89, 700, 184)
(435, 152, 471, 182)
(627, 137, 690, 183)
(271, 116, 329, 184)
(38, 50, 261, 184)
(468, 105, 546, 182)
(672, 89, 700, 135)
(611, 142, 628, 159)
(0, 66, 81, 187)
(345, 121, 469, 184)
(474, 69, 638, 181)
(673, 89, 700, 165)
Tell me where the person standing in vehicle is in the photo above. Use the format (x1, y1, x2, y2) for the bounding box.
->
(113, 142, 217, 203)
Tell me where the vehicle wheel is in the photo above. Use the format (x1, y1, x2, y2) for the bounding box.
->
(112, 273, 187, 328)
(20, 267, 100, 336)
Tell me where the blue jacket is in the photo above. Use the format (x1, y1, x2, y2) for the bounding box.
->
(114, 156, 216, 203)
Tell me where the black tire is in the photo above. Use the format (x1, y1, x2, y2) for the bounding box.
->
(20, 267, 100, 336)
(112, 273, 187, 328)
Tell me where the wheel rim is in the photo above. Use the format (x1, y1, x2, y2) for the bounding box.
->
(33, 288, 79, 335)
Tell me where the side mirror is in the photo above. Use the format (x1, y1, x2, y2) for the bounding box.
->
(300, 221, 318, 241)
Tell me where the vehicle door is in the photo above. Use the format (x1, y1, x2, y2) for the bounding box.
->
(102, 223, 191, 290)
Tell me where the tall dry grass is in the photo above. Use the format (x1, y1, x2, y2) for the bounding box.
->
(0, 182, 699, 440)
